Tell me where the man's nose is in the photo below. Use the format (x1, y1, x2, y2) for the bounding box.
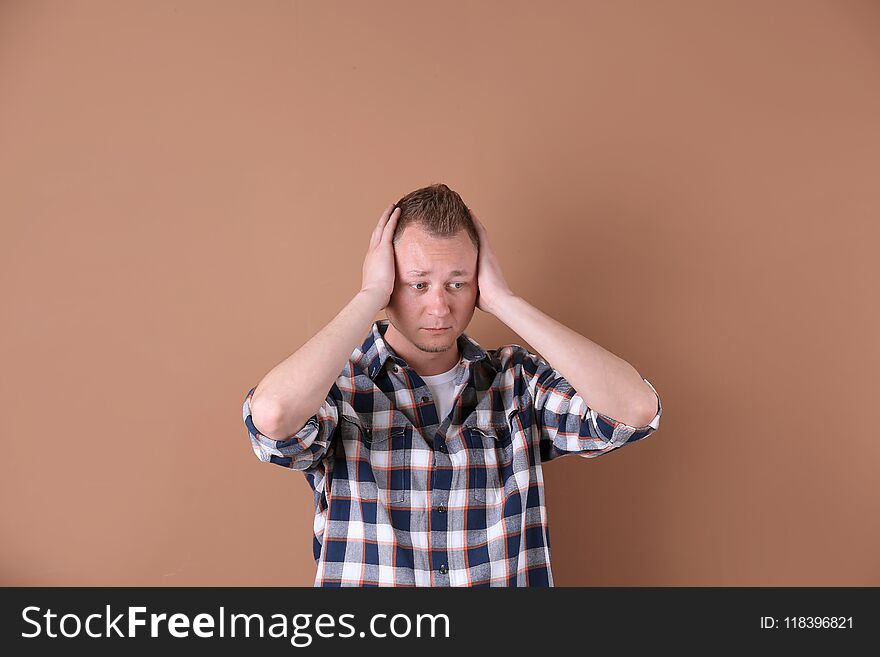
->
(427, 288, 452, 315)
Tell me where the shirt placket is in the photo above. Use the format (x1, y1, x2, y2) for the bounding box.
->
(390, 357, 452, 585)
(429, 410, 451, 586)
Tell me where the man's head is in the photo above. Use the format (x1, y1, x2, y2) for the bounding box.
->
(384, 183, 480, 357)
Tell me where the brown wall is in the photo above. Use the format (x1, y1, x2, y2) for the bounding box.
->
(2, 0, 878, 586)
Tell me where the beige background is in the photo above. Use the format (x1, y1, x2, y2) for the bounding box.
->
(2, 0, 878, 586)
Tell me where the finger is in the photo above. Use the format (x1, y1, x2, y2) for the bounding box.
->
(469, 208, 485, 230)
(377, 203, 395, 230)
(471, 218, 487, 247)
(381, 206, 401, 242)
(371, 204, 397, 248)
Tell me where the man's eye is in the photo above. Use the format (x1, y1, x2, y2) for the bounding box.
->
(410, 282, 465, 291)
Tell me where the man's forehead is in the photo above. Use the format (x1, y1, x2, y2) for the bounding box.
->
(399, 245, 475, 276)
(406, 267, 470, 276)
(396, 227, 476, 275)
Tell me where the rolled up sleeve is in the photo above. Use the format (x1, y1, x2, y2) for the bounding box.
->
(517, 348, 662, 462)
(242, 384, 340, 472)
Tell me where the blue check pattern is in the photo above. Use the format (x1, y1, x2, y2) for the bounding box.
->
(243, 319, 662, 586)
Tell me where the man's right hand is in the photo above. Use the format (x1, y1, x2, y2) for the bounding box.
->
(360, 202, 401, 310)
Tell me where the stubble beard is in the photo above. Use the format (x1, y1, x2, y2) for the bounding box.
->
(386, 311, 455, 354)
(414, 340, 453, 353)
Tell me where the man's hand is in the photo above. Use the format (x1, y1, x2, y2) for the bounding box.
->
(360, 203, 401, 310)
(470, 208, 515, 315)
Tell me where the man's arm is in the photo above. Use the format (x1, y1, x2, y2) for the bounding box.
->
(491, 294, 658, 428)
(249, 289, 385, 439)
(249, 203, 400, 440)
(466, 208, 658, 429)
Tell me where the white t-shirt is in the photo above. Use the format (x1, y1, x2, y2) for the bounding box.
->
(419, 359, 462, 423)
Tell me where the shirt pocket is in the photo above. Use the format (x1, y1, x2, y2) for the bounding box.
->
(465, 423, 512, 505)
(340, 417, 409, 505)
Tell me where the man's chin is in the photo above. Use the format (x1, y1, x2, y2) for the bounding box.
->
(387, 318, 457, 353)
(414, 340, 453, 353)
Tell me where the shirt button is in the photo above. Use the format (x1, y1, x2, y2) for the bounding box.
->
(437, 504, 446, 513)
(420, 396, 429, 403)
(439, 564, 448, 574)
(393, 366, 399, 373)
(438, 443, 447, 453)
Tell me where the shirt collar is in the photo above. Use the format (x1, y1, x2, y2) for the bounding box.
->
(358, 318, 494, 380)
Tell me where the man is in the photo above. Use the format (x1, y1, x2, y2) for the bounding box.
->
(242, 183, 662, 586)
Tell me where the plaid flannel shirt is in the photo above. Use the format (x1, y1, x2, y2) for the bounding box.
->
(243, 319, 662, 586)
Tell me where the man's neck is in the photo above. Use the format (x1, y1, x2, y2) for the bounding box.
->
(382, 321, 461, 376)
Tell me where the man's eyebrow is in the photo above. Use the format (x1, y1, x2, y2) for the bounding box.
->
(407, 269, 469, 276)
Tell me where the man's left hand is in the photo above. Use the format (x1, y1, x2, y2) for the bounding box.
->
(470, 208, 515, 315)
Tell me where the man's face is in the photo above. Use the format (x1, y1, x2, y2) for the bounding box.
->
(386, 224, 479, 354)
